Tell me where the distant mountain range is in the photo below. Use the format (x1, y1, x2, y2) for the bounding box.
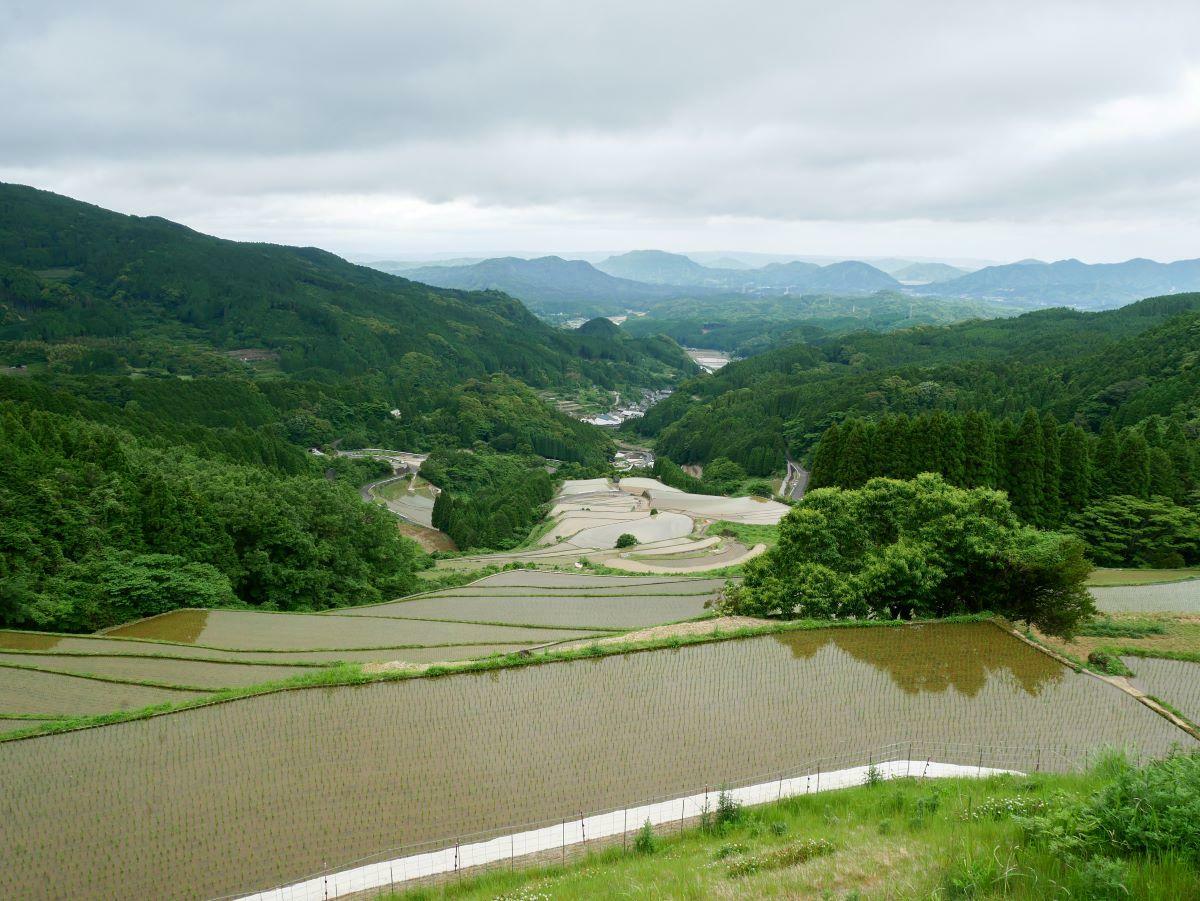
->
(891, 262, 967, 284)
(914, 258, 1200, 307)
(400, 256, 688, 317)
(396, 251, 903, 318)
(375, 249, 1200, 319)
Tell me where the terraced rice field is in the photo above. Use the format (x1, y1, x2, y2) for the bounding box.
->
(1091, 579, 1200, 613)
(1123, 656, 1200, 725)
(341, 595, 712, 629)
(617, 477, 789, 525)
(1088, 568, 1200, 587)
(0, 631, 530, 664)
(481, 572, 728, 589)
(333, 571, 723, 629)
(0, 665, 207, 716)
(0, 622, 1191, 900)
(0, 571, 722, 723)
(0, 653, 320, 689)
(104, 609, 603, 649)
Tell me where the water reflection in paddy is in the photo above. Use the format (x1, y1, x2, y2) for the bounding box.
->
(102, 609, 210, 643)
(773, 623, 1063, 696)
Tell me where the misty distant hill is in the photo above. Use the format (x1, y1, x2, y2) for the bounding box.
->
(753, 260, 899, 293)
(596, 249, 733, 285)
(891, 262, 968, 284)
(406, 251, 904, 318)
(403, 256, 687, 317)
(919, 257, 1200, 308)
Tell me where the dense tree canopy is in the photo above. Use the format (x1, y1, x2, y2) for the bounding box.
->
(425, 450, 557, 551)
(0, 400, 423, 631)
(808, 410, 1198, 520)
(726, 474, 1094, 636)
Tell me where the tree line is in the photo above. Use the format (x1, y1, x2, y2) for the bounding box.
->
(808, 410, 1200, 567)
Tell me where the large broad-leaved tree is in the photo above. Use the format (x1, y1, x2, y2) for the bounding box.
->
(726, 473, 1094, 636)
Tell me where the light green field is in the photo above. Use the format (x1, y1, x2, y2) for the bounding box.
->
(1087, 567, 1200, 587)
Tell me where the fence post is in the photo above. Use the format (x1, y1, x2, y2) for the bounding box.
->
(816, 763, 821, 793)
(680, 798, 685, 833)
(580, 810, 586, 846)
(455, 840, 460, 878)
(907, 741, 912, 777)
(977, 747, 983, 777)
(510, 832, 514, 871)
(777, 772, 783, 801)
(623, 808, 628, 852)
(561, 819, 566, 866)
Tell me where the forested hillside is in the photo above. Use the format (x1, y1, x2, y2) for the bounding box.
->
(0, 183, 694, 390)
(620, 291, 1013, 356)
(637, 294, 1200, 474)
(0, 184, 704, 624)
(0, 400, 421, 631)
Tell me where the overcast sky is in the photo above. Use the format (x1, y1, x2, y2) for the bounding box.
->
(2, 1, 1199, 263)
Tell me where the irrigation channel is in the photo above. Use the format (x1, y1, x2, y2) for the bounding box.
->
(2, 622, 1194, 900)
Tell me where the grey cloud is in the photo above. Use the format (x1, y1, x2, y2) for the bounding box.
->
(2, 0, 1199, 257)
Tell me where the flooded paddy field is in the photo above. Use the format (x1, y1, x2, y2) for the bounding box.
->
(339, 592, 713, 630)
(0, 652, 318, 690)
(476, 571, 728, 589)
(1, 622, 1191, 900)
(339, 571, 724, 629)
(1091, 580, 1200, 613)
(103, 609, 606, 649)
(0, 630, 531, 665)
(1124, 656, 1200, 725)
(0, 665, 207, 716)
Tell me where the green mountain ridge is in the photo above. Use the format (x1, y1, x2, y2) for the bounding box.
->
(0, 183, 694, 391)
(636, 293, 1200, 474)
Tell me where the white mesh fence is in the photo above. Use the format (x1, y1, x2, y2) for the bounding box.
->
(229, 739, 1095, 901)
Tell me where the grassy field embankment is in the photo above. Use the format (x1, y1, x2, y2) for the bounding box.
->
(390, 752, 1200, 900)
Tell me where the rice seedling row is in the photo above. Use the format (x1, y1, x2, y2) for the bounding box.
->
(0, 621, 1192, 900)
(1122, 656, 1200, 725)
(0, 653, 322, 690)
(1091, 580, 1200, 614)
(0, 666, 211, 716)
(0, 659, 217, 692)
